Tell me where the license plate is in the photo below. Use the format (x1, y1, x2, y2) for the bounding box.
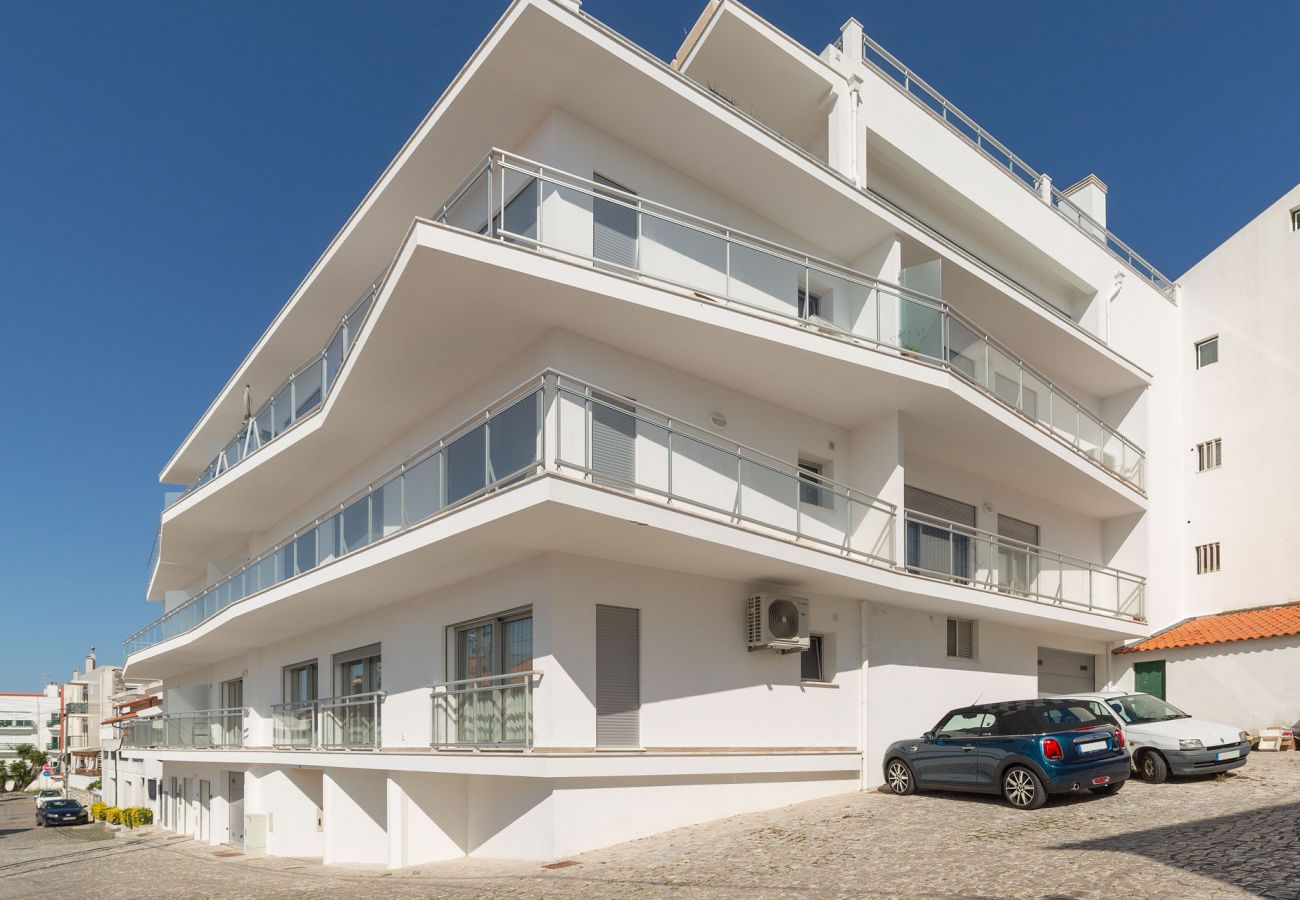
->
(1217, 749, 1240, 761)
(1079, 740, 1108, 753)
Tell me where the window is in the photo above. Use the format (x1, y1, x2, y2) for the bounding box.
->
(334, 644, 381, 696)
(451, 610, 533, 746)
(946, 618, 976, 659)
(905, 487, 976, 582)
(1292, 206, 1300, 232)
(797, 287, 822, 320)
(935, 710, 994, 737)
(1195, 542, 1221, 574)
(996, 514, 1040, 596)
(454, 610, 533, 681)
(798, 459, 830, 507)
(1195, 336, 1219, 369)
(1197, 438, 1222, 471)
(282, 660, 318, 703)
(801, 634, 825, 681)
(592, 173, 638, 270)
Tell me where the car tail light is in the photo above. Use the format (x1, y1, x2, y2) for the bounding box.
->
(1042, 737, 1064, 760)
(1115, 730, 1127, 749)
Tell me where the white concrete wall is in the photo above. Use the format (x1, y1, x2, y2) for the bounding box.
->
(1110, 636, 1300, 733)
(864, 600, 1108, 784)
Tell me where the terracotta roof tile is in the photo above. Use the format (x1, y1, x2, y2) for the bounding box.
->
(1115, 602, 1300, 654)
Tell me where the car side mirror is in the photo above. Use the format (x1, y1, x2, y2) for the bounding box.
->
(923, 731, 936, 743)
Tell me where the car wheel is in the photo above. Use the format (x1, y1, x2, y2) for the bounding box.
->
(885, 758, 917, 795)
(1002, 766, 1047, 810)
(1139, 751, 1169, 784)
(1090, 780, 1125, 795)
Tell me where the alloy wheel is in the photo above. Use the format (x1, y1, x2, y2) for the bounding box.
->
(1004, 769, 1036, 807)
(886, 761, 910, 794)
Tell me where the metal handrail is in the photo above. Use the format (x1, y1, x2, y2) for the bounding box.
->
(174, 278, 383, 504)
(432, 671, 541, 750)
(452, 149, 1143, 488)
(120, 706, 249, 749)
(556, 378, 898, 567)
(124, 375, 548, 655)
(859, 34, 1175, 299)
(903, 509, 1145, 620)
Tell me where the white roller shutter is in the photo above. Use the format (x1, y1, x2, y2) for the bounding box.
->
(591, 394, 636, 488)
(593, 174, 638, 269)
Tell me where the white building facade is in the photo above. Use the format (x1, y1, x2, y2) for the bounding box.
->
(1, 686, 60, 785)
(115, 0, 1215, 863)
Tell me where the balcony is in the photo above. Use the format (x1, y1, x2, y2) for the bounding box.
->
(432, 671, 542, 750)
(435, 151, 1144, 490)
(271, 692, 384, 750)
(904, 511, 1144, 619)
(121, 708, 248, 750)
(173, 278, 381, 504)
(126, 371, 898, 658)
(125, 370, 1143, 662)
(64, 702, 88, 716)
(859, 34, 1175, 299)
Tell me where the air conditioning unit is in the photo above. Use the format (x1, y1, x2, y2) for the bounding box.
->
(746, 594, 810, 653)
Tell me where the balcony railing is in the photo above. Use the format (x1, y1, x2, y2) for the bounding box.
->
(64, 702, 88, 715)
(125, 367, 1145, 657)
(859, 35, 1175, 299)
(904, 510, 1144, 620)
(271, 692, 384, 750)
(174, 277, 382, 505)
(432, 671, 541, 750)
(436, 150, 1143, 491)
(121, 708, 248, 750)
(126, 378, 549, 657)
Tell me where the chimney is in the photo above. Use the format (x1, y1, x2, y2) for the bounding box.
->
(1061, 174, 1107, 231)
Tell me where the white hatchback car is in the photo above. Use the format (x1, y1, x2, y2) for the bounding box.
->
(1058, 692, 1250, 783)
(34, 788, 64, 810)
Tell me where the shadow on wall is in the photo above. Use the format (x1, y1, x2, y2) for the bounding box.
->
(1055, 799, 1300, 896)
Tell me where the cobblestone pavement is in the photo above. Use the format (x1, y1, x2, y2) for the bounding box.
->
(2, 753, 1298, 899)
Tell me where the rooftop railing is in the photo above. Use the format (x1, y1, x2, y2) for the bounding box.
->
(437, 150, 1143, 490)
(120, 707, 248, 750)
(432, 672, 541, 750)
(125, 371, 1143, 659)
(859, 35, 1175, 299)
(173, 277, 382, 506)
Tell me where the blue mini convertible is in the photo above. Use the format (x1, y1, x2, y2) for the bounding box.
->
(883, 699, 1131, 809)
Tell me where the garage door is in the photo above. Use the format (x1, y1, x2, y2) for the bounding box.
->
(1037, 647, 1096, 696)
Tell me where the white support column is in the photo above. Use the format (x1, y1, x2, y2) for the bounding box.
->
(822, 18, 869, 187)
(859, 598, 871, 789)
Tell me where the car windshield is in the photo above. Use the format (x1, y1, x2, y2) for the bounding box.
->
(1106, 694, 1189, 725)
(45, 800, 81, 810)
(39, 790, 62, 797)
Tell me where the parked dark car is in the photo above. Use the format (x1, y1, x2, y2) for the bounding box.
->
(883, 699, 1131, 809)
(37, 799, 90, 827)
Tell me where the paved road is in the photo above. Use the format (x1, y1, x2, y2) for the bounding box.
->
(2, 753, 1298, 898)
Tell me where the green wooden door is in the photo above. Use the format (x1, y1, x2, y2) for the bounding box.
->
(1134, 660, 1166, 700)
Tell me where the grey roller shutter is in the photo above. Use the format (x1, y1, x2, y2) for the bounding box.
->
(591, 394, 636, 488)
(596, 604, 640, 748)
(593, 174, 638, 270)
(904, 487, 976, 526)
(997, 514, 1040, 547)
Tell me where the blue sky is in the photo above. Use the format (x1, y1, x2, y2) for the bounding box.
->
(0, 1, 1295, 689)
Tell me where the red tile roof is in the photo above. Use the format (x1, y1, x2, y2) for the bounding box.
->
(1115, 602, 1300, 654)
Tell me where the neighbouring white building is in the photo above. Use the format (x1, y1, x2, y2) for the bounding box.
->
(100, 680, 164, 811)
(1, 685, 61, 787)
(107, 0, 1291, 865)
(1109, 183, 1300, 729)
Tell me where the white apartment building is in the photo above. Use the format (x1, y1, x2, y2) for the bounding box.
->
(112, 0, 1249, 864)
(1, 686, 60, 782)
(61, 649, 121, 788)
(100, 681, 164, 811)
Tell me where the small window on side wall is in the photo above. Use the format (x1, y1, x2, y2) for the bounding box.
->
(1195, 336, 1219, 369)
(947, 618, 976, 660)
(1291, 206, 1300, 232)
(801, 634, 825, 681)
